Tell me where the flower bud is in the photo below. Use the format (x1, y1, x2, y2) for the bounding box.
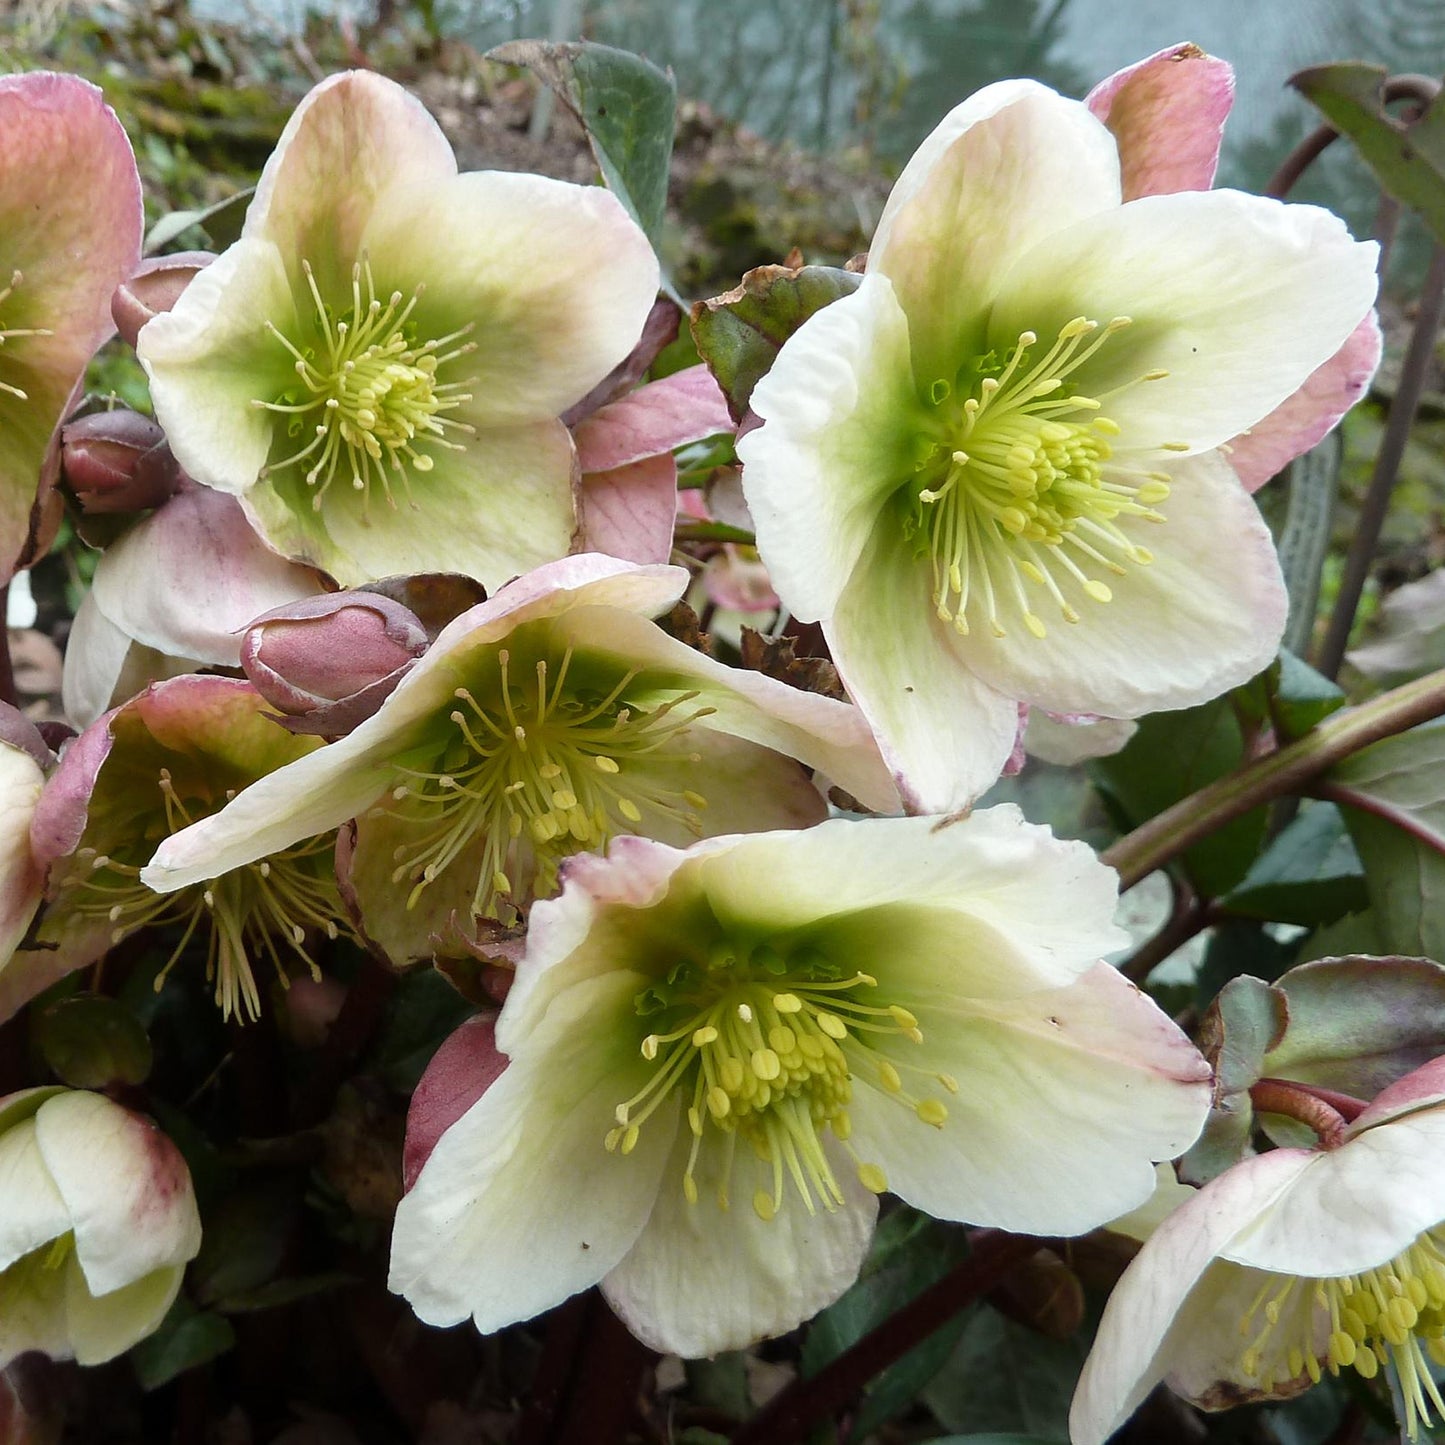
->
(241, 592, 429, 733)
(0, 1088, 201, 1367)
(110, 251, 214, 349)
(59, 410, 182, 514)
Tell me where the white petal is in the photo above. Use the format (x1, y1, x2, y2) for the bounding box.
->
(740, 273, 918, 623)
(0, 1244, 70, 1367)
(950, 450, 1287, 717)
(826, 526, 1019, 812)
(65, 1260, 184, 1366)
(871, 86, 1121, 384)
(0, 1119, 68, 1272)
(389, 969, 672, 1333)
(138, 238, 298, 494)
(990, 190, 1379, 456)
(602, 1133, 876, 1357)
(363, 169, 660, 426)
(1070, 1148, 1312, 1445)
(34, 1093, 200, 1297)
(850, 964, 1209, 1235)
(1222, 1106, 1445, 1276)
(0, 741, 44, 971)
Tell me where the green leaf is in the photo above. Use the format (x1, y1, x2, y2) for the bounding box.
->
(143, 186, 253, 256)
(1277, 434, 1341, 655)
(1272, 651, 1347, 740)
(690, 263, 862, 423)
(1223, 803, 1366, 926)
(130, 1297, 235, 1390)
(190, 1180, 299, 1309)
(1091, 698, 1268, 896)
(487, 41, 675, 246)
(920, 1437, 1060, 1444)
(33, 994, 152, 1089)
(1292, 64, 1445, 248)
(921, 1304, 1088, 1443)
(1329, 719, 1445, 959)
(1265, 954, 1445, 1097)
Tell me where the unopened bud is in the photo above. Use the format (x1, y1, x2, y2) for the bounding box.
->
(241, 592, 429, 732)
(60, 409, 182, 513)
(110, 251, 215, 348)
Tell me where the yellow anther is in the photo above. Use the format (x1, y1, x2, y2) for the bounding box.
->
(753, 1191, 776, 1222)
(692, 1025, 719, 1046)
(916, 1099, 948, 1127)
(857, 1163, 889, 1194)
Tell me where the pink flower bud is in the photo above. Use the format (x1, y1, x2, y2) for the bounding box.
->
(59, 410, 182, 514)
(241, 592, 429, 732)
(109, 251, 214, 349)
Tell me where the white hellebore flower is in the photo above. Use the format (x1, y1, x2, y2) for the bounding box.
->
(1072, 1057, 1445, 1444)
(736, 78, 1379, 811)
(0, 1088, 201, 1367)
(137, 70, 660, 589)
(389, 808, 1210, 1357)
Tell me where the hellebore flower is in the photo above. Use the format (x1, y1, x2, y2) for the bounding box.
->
(1072, 1058, 1445, 1444)
(736, 76, 1379, 811)
(388, 808, 1210, 1357)
(137, 70, 660, 589)
(0, 714, 51, 1023)
(141, 554, 899, 967)
(0, 1087, 200, 1367)
(0, 73, 142, 581)
(25, 676, 352, 1022)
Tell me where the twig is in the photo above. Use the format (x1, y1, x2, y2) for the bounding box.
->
(1119, 886, 1216, 984)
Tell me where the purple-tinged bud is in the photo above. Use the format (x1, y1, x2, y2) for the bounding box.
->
(60, 410, 182, 514)
(110, 251, 215, 348)
(241, 592, 429, 735)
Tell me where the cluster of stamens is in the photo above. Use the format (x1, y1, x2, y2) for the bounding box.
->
(68, 769, 349, 1022)
(607, 941, 955, 1221)
(256, 257, 478, 512)
(1236, 1230, 1445, 1438)
(384, 645, 713, 922)
(0, 270, 52, 401)
(909, 315, 1178, 640)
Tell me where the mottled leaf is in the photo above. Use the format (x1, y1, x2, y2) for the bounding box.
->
(691, 264, 862, 423)
(1277, 435, 1341, 656)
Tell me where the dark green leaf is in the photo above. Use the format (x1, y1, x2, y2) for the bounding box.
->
(690, 264, 861, 423)
(1223, 803, 1366, 926)
(34, 994, 152, 1088)
(373, 967, 477, 1094)
(1272, 651, 1347, 739)
(1091, 699, 1267, 896)
(1265, 954, 1445, 1096)
(920, 1437, 1060, 1444)
(1277, 435, 1341, 655)
(921, 1304, 1088, 1443)
(130, 1297, 235, 1390)
(487, 41, 675, 245)
(1292, 64, 1445, 247)
(213, 1270, 354, 1314)
(190, 1180, 299, 1308)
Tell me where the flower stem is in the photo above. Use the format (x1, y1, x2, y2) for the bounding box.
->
(1101, 668, 1445, 892)
(1250, 1078, 1355, 1147)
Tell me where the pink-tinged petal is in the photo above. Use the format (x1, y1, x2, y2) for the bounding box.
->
(1086, 44, 1235, 199)
(33, 1093, 200, 1298)
(389, 970, 671, 1332)
(244, 71, 457, 278)
(740, 273, 920, 624)
(1221, 1108, 1445, 1276)
(90, 486, 325, 667)
(573, 366, 735, 474)
(363, 169, 660, 427)
(1070, 1147, 1312, 1445)
(0, 74, 141, 578)
(851, 963, 1209, 1236)
(950, 451, 1287, 718)
(872, 86, 1121, 383)
(30, 709, 115, 869)
(403, 1013, 505, 1190)
(1351, 1055, 1445, 1130)
(826, 527, 1019, 812)
(602, 1132, 877, 1357)
(1227, 312, 1382, 491)
(579, 454, 678, 564)
(702, 550, 778, 613)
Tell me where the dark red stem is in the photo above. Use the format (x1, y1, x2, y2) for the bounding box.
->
(1250, 1077, 1356, 1146)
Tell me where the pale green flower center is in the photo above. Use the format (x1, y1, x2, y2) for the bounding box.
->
(67, 769, 348, 1022)
(384, 646, 713, 923)
(0, 269, 51, 401)
(609, 943, 954, 1220)
(908, 315, 1173, 640)
(257, 258, 478, 512)
(1236, 1230, 1445, 1438)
